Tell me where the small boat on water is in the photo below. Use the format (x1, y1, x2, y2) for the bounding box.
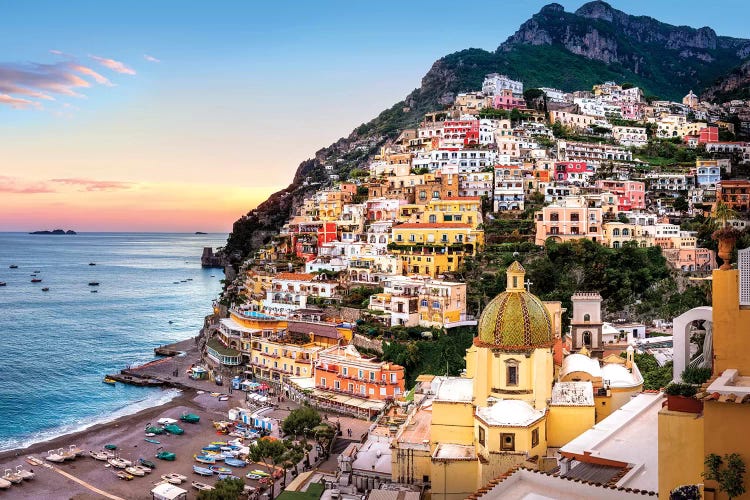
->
(145, 438, 160, 444)
(9, 265, 18, 269)
(155, 451, 176, 461)
(91, 290, 98, 293)
(180, 413, 200, 424)
(0, 282, 6, 286)
(161, 473, 187, 484)
(186, 278, 193, 281)
(125, 466, 145, 477)
(224, 457, 247, 468)
(103, 377, 116, 385)
(89, 262, 96, 266)
(45, 449, 65, 463)
(192, 466, 214, 477)
(42, 287, 49, 292)
(192, 480, 214, 491)
(139, 458, 156, 469)
(31, 278, 42, 283)
(89, 450, 110, 461)
(194, 454, 216, 465)
(88, 282, 99, 286)
(15, 466, 34, 481)
(115, 470, 133, 480)
(209, 466, 232, 475)
(3, 468, 23, 484)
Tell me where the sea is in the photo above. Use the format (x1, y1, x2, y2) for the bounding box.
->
(0, 232, 227, 452)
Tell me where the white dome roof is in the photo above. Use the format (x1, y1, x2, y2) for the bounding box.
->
(601, 363, 641, 388)
(560, 353, 602, 379)
(476, 399, 545, 427)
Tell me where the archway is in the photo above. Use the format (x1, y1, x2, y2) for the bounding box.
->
(673, 306, 712, 382)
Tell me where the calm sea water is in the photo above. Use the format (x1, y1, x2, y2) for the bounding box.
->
(0, 232, 227, 451)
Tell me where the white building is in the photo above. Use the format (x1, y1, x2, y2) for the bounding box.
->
(612, 126, 647, 147)
(459, 171, 494, 198)
(482, 73, 523, 96)
(494, 166, 525, 211)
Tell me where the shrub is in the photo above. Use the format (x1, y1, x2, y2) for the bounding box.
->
(681, 366, 712, 385)
(665, 382, 698, 397)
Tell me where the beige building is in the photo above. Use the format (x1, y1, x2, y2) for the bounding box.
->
(534, 195, 603, 245)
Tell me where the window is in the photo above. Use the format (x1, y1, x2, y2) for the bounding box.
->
(343, 367, 348, 375)
(583, 331, 592, 346)
(334, 380, 340, 390)
(550, 212, 559, 222)
(441, 234, 448, 242)
(478, 427, 486, 447)
(409, 234, 415, 242)
(320, 377, 326, 387)
(428, 214, 437, 223)
(532, 428, 539, 447)
(583, 313, 590, 322)
(507, 365, 518, 386)
(390, 373, 397, 383)
(370, 371, 375, 380)
(570, 213, 579, 222)
(501, 433, 515, 451)
(358, 369, 364, 379)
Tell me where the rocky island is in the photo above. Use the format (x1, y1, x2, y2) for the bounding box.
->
(29, 229, 77, 235)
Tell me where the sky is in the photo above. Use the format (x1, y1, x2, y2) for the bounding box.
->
(1, 0, 749, 232)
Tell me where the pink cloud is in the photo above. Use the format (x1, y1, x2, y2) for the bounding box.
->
(73, 65, 112, 86)
(0, 94, 40, 109)
(90, 55, 136, 75)
(0, 176, 54, 192)
(144, 54, 161, 63)
(50, 178, 134, 191)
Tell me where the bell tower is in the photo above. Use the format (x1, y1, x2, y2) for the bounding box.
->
(570, 292, 604, 357)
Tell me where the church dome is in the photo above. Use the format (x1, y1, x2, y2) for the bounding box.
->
(476, 261, 553, 350)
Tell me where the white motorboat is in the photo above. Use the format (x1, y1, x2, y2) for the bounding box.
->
(89, 450, 110, 461)
(59, 447, 76, 461)
(192, 481, 214, 491)
(68, 444, 84, 457)
(2, 469, 22, 484)
(157, 417, 177, 425)
(15, 466, 34, 481)
(125, 466, 145, 477)
(161, 473, 187, 485)
(133, 465, 152, 475)
(107, 458, 131, 469)
(45, 449, 65, 463)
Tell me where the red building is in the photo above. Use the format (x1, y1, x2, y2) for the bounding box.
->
(554, 161, 590, 182)
(699, 126, 719, 144)
(594, 180, 646, 210)
(315, 345, 405, 402)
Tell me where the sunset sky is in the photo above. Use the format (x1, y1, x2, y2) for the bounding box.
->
(2, 0, 748, 232)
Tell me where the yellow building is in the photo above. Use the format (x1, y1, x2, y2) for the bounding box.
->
(658, 247, 750, 499)
(390, 222, 485, 278)
(392, 262, 631, 499)
(420, 197, 484, 229)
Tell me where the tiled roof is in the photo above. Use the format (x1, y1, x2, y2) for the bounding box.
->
(275, 272, 315, 281)
(287, 321, 341, 339)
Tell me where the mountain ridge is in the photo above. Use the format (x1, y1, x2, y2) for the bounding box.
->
(222, 1, 750, 263)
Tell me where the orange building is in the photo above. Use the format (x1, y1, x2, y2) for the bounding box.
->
(315, 345, 405, 401)
(717, 180, 750, 212)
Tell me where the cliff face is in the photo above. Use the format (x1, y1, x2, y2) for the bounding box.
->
(702, 58, 750, 102)
(223, 1, 750, 263)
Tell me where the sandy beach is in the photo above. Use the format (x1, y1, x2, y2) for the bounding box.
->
(0, 388, 269, 500)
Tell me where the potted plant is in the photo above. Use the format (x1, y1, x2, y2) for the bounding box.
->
(664, 382, 703, 413)
(669, 484, 701, 500)
(711, 201, 741, 270)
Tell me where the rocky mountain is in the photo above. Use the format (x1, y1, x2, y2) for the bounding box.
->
(702, 58, 750, 102)
(222, 1, 750, 263)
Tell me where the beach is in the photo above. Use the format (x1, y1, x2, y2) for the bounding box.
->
(0, 390, 247, 500)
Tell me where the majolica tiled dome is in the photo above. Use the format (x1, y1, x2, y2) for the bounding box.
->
(476, 261, 553, 350)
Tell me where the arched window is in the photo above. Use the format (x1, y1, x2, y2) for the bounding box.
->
(613, 241, 620, 248)
(428, 214, 437, 223)
(584, 314, 591, 322)
(622, 228, 629, 236)
(582, 331, 592, 346)
(613, 228, 620, 236)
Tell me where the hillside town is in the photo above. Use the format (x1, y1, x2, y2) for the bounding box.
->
(201, 75, 750, 499)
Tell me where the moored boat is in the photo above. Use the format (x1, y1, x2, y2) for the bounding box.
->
(42, 287, 49, 292)
(145, 438, 161, 444)
(107, 458, 131, 469)
(125, 466, 145, 477)
(104, 444, 117, 450)
(180, 413, 200, 424)
(3, 469, 23, 484)
(163, 423, 184, 435)
(145, 425, 165, 435)
(15, 466, 34, 481)
(209, 466, 231, 475)
(68, 444, 84, 456)
(45, 449, 65, 463)
(194, 454, 216, 464)
(0, 282, 6, 286)
(161, 473, 187, 484)
(89, 262, 96, 266)
(192, 480, 214, 490)
(60, 447, 76, 461)
(103, 377, 116, 385)
(89, 450, 110, 461)
(88, 282, 99, 286)
(0, 477, 10, 489)
(139, 458, 157, 469)
(9, 265, 18, 269)
(192, 466, 214, 477)
(224, 457, 247, 468)
(115, 470, 133, 480)
(31, 278, 42, 283)
(155, 451, 176, 461)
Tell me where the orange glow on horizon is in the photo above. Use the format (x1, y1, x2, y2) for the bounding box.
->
(0, 181, 282, 232)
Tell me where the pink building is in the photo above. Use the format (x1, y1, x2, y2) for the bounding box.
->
(492, 89, 526, 110)
(534, 196, 603, 245)
(594, 180, 645, 210)
(664, 247, 716, 272)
